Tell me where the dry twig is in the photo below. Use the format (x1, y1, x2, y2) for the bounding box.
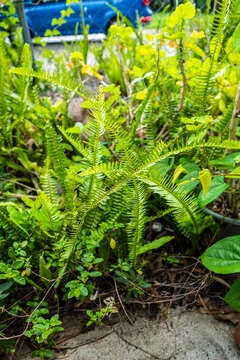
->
(114, 278, 134, 325)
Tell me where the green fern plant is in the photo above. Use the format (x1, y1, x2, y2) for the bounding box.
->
(12, 65, 240, 272)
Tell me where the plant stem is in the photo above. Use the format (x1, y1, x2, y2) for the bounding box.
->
(178, 22, 186, 112)
(228, 83, 240, 141)
(14, 0, 36, 70)
(0, 192, 37, 199)
(118, 43, 134, 125)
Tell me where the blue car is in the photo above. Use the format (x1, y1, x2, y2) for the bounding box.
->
(1, 0, 152, 37)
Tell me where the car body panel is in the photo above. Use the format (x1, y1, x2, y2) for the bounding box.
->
(7, 0, 152, 37)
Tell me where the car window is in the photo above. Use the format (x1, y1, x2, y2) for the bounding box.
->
(32, 0, 64, 4)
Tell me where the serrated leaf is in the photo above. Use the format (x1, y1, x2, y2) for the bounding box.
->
(201, 236, 240, 274)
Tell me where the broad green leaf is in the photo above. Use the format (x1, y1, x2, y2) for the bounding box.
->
(0, 293, 9, 301)
(178, 159, 200, 191)
(201, 236, 240, 274)
(136, 236, 174, 255)
(210, 152, 240, 170)
(224, 277, 240, 312)
(80, 286, 88, 297)
(209, 160, 235, 169)
(199, 169, 211, 198)
(180, 177, 199, 192)
(149, 158, 171, 180)
(0, 281, 13, 294)
(233, 23, 240, 52)
(198, 176, 229, 207)
(180, 158, 200, 173)
(226, 167, 240, 179)
(13, 276, 26, 286)
(89, 271, 102, 277)
(39, 256, 53, 288)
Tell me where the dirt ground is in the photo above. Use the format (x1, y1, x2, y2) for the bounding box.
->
(20, 308, 240, 360)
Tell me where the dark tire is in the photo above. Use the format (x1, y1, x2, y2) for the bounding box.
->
(105, 17, 117, 35)
(150, 0, 174, 12)
(29, 28, 34, 39)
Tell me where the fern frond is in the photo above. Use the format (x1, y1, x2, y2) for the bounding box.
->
(161, 90, 179, 140)
(10, 67, 95, 105)
(0, 208, 26, 240)
(31, 192, 62, 234)
(40, 162, 59, 206)
(211, 0, 231, 38)
(45, 123, 73, 211)
(127, 180, 147, 266)
(45, 123, 67, 189)
(136, 139, 240, 174)
(193, 57, 216, 113)
(131, 82, 157, 140)
(214, 103, 234, 136)
(58, 126, 92, 161)
(76, 161, 121, 178)
(89, 218, 124, 244)
(138, 174, 202, 243)
(146, 208, 173, 222)
(194, 0, 230, 114)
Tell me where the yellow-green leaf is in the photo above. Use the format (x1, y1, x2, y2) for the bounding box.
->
(133, 65, 144, 77)
(136, 89, 147, 100)
(172, 164, 185, 184)
(110, 239, 116, 249)
(199, 169, 211, 198)
(182, 2, 195, 19)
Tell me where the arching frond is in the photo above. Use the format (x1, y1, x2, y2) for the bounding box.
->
(211, 0, 231, 38)
(10, 67, 95, 105)
(138, 174, 202, 245)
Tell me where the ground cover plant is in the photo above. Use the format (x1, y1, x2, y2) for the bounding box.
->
(0, 0, 240, 358)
